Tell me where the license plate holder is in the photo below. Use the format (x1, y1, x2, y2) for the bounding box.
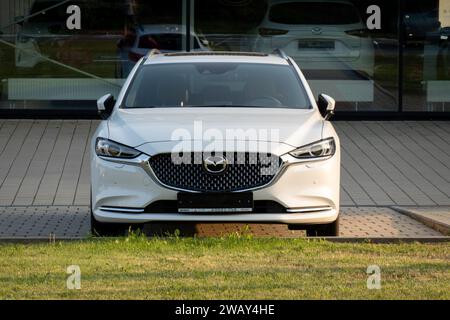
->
(298, 40, 335, 49)
(177, 192, 253, 213)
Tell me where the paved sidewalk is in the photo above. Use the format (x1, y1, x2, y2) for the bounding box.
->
(337, 121, 450, 206)
(392, 207, 450, 236)
(0, 120, 449, 240)
(0, 206, 443, 240)
(0, 120, 449, 207)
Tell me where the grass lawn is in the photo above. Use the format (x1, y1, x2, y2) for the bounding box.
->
(0, 234, 448, 300)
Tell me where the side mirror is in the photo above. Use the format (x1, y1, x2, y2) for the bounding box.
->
(97, 94, 115, 119)
(318, 94, 336, 120)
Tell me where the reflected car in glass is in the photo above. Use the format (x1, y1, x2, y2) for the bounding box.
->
(15, 0, 125, 68)
(254, 0, 374, 78)
(91, 50, 341, 237)
(117, 24, 209, 77)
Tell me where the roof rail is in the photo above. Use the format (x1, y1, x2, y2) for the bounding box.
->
(164, 51, 269, 57)
(272, 49, 288, 60)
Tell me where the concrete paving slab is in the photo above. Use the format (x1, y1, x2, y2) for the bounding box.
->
(392, 206, 450, 236)
(0, 206, 445, 241)
(0, 120, 450, 241)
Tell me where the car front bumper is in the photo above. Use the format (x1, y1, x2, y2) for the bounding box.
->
(91, 150, 340, 225)
(93, 207, 338, 224)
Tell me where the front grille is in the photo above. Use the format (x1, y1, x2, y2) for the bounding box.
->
(148, 153, 283, 192)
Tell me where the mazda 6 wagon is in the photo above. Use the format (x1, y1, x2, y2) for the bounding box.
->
(91, 50, 340, 236)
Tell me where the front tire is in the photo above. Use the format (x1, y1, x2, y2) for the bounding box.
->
(90, 198, 144, 236)
(289, 217, 339, 237)
(90, 211, 125, 237)
(305, 217, 339, 237)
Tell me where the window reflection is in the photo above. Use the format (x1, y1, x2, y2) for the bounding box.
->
(195, 0, 398, 111)
(0, 0, 448, 112)
(0, 0, 184, 109)
(404, 0, 450, 111)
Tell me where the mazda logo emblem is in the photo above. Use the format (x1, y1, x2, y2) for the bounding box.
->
(203, 155, 228, 174)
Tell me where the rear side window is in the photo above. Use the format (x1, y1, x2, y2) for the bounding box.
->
(124, 62, 310, 109)
(269, 2, 361, 25)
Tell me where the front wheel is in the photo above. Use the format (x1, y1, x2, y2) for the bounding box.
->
(90, 209, 144, 237)
(289, 217, 339, 237)
(306, 218, 339, 237)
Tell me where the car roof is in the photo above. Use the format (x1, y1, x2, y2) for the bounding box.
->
(143, 52, 290, 65)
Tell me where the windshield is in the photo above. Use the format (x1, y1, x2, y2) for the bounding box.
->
(124, 63, 310, 109)
(269, 2, 361, 25)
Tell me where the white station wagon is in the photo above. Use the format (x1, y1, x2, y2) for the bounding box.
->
(91, 50, 340, 236)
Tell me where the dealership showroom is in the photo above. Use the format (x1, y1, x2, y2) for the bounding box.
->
(0, 0, 449, 240)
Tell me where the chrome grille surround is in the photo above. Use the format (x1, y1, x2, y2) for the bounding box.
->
(148, 152, 284, 193)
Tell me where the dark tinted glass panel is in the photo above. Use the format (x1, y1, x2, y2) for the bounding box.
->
(28, 1, 72, 23)
(269, 2, 361, 25)
(0, 0, 182, 111)
(195, 0, 399, 111)
(138, 34, 200, 50)
(4, 0, 447, 114)
(403, 0, 450, 111)
(139, 34, 182, 50)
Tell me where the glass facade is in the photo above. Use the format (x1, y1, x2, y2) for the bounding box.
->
(0, 0, 449, 114)
(403, 0, 450, 111)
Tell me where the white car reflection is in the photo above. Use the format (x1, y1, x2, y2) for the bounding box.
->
(117, 24, 209, 77)
(253, 0, 374, 78)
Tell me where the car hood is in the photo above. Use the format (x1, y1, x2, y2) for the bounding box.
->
(108, 108, 323, 155)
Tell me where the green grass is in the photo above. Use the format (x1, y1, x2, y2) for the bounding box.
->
(0, 234, 448, 300)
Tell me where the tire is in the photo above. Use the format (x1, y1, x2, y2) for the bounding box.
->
(305, 217, 339, 237)
(90, 197, 144, 237)
(90, 211, 125, 237)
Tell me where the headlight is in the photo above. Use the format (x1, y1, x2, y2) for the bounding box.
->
(95, 138, 141, 158)
(289, 138, 336, 159)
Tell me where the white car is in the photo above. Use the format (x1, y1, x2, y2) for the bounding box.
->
(253, 0, 374, 77)
(91, 50, 340, 237)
